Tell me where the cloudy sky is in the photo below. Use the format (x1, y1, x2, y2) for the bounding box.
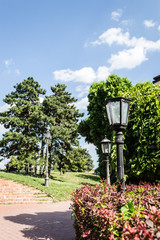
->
(0, 0, 160, 168)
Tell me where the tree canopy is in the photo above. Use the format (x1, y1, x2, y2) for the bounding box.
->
(79, 74, 132, 179)
(79, 74, 160, 182)
(0, 77, 46, 172)
(0, 78, 93, 174)
(42, 83, 84, 173)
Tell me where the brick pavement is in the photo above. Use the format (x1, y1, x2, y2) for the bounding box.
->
(0, 179, 53, 204)
(0, 201, 75, 240)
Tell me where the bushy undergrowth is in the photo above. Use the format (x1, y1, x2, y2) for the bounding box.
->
(71, 181, 160, 239)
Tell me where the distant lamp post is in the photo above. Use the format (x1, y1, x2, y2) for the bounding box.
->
(101, 136, 111, 185)
(45, 129, 51, 187)
(105, 97, 130, 192)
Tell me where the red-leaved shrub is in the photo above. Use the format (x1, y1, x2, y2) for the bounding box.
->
(71, 181, 160, 239)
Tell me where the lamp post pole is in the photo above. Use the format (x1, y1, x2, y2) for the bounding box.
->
(45, 129, 50, 187)
(45, 137, 49, 187)
(105, 154, 110, 185)
(104, 97, 130, 192)
(116, 131, 125, 192)
(101, 136, 111, 185)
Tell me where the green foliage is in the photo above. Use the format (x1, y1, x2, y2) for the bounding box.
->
(123, 82, 160, 182)
(119, 200, 143, 221)
(0, 78, 90, 174)
(9, 156, 25, 171)
(71, 181, 160, 239)
(0, 77, 46, 172)
(42, 83, 84, 172)
(79, 74, 132, 179)
(0, 79, 89, 174)
(79, 74, 160, 182)
(69, 147, 94, 172)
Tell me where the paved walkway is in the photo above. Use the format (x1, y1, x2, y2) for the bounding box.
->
(0, 201, 75, 240)
(0, 179, 53, 204)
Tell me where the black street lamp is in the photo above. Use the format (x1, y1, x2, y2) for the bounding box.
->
(45, 129, 51, 187)
(101, 136, 112, 185)
(105, 97, 130, 192)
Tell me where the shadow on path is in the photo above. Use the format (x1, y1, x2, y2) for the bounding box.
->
(5, 210, 75, 240)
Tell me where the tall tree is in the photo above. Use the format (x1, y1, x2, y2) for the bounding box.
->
(43, 83, 84, 173)
(79, 74, 160, 182)
(79, 74, 132, 179)
(0, 77, 46, 172)
(68, 147, 94, 172)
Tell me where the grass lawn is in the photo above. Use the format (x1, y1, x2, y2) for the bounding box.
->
(0, 171, 100, 202)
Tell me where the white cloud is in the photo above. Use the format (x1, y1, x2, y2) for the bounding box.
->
(91, 27, 160, 49)
(76, 85, 90, 98)
(91, 27, 160, 71)
(54, 27, 160, 86)
(0, 124, 6, 135)
(53, 67, 95, 83)
(4, 59, 21, 76)
(53, 66, 110, 84)
(121, 20, 130, 26)
(111, 9, 122, 21)
(91, 28, 131, 46)
(96, 66, 110, 80)
(0, 104, 9, 112)
(109, 46, 148, 70)
(4, 58, 13, 67)
(143, 20, 156, 28)
(74, 97, 88, 110)
(158, 25, 160, 31)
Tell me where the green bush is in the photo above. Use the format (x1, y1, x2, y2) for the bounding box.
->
(79, 76, 160, 182)
(71, 181, 160, 239)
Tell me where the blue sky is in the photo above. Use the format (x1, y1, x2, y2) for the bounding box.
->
(0, 0, 160, 168)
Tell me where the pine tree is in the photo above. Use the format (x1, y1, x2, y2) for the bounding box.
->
(43, 83, 84, 173)
(0, 77, 46, 172)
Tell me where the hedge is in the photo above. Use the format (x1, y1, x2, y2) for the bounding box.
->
(71, 181, 160, 239)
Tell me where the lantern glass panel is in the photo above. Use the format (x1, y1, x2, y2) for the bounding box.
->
(110, 101, 120, 124)
(122, 101, 129, 124)
(106, 104, 111, 125)
(102, 142, 111, 154)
